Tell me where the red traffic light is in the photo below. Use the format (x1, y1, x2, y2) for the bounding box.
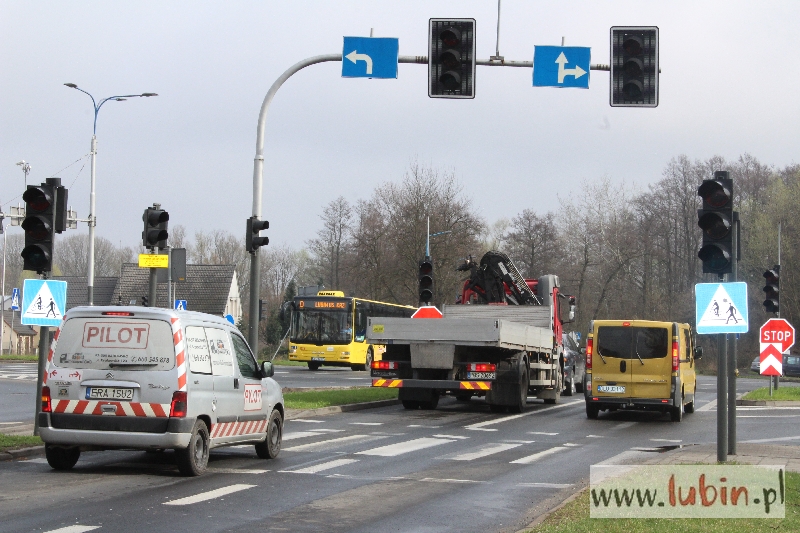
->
(22, 187, 53, 212)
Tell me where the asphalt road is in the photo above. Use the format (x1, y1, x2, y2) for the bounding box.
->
(2, 375, 800, 533)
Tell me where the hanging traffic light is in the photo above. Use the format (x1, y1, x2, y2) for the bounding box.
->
(428, 18, 476, 99)
(697, 171, 734, 275)
(142, 206, 169, 249)
(610, 26, 659, 107)
(763, 266, 780, 314)
(20, 182, 58, 273)
(418, 257, 434, 304)
(246, 216, 269, 253)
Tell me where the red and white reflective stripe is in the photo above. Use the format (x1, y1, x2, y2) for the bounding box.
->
(210, 420, 268, 438)
(51, 399, 170, 417)
(171, 317, 187, 392)
(43, 325, 63, 386)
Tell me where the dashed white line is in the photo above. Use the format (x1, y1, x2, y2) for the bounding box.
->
(285, 434, 382, 452)
(43, 527, 100, 533)
(291, 419, 325, 423)
(420, 477, 488, 484)
(529, 431, 559, 436)
(432, 434, 470, 440)
(451, 442, 523, 461)
(518, 482, 573, 489)
(357, 437, 456, 457)
(207, 468, 269, 474)
(510, 446, 568, 464)
(350, 422, 383, 426)
(282, 458, 359, 474)
(163, 484, 255, 506)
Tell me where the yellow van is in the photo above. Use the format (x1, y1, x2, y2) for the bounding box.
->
(583, 320, 701, 422)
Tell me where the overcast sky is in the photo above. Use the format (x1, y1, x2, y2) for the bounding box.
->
(2, 1, 799, 251)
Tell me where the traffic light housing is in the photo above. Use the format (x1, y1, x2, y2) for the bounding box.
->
(418, 258, 434, 304)
(246, 216, 269, 253)
(20, 181, 63, 273)
(763, 266, 780, 314)
(610, 26, 659, 107)
(697, 171, 734, 275)
(141, 295, 148, 307)
(142, 206, 169, 249)
(428, 18, 476, 99)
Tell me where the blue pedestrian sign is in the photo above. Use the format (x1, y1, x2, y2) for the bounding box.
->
(225, 314, 235, 325)
(21, 279, 67, 327)
(10, 288, 20, 311)
(533, 46, 591, 88)
(342, 36, 399, 79)
(175, 300, 187, 311)
(695, 282, 749, 334)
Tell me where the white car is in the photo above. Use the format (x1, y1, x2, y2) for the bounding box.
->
(38, 306, 283, 476)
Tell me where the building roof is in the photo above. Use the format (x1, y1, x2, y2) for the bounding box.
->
(53, 276, 119, 310)
(2, 310, 37, 336)
(111, 264, 237, 316)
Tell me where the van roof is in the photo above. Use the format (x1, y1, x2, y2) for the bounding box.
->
(593, 319, 687, 328)
(64, 306, 234, 328)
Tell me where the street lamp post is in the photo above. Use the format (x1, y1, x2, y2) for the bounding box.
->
(63, 84, 157, 305)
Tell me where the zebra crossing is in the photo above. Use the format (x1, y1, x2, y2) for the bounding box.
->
(0, 363, 38, 381)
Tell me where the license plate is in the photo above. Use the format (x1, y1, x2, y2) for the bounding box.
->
(597, 385, 625, 393)
(311, 357, 325, 362)
(467, 372, 496, 380)
(86, 387, 134, 400)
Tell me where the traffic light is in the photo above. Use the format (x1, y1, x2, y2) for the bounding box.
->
(763, 266, 780, 314)
(697, 171, 734, 275)
(428, 18, 476, 99)
(418, 257, 434, 304)
(246, 216, 269, 252)
(141, 295, 148, 307)
(610, 26, 659, 107)
(20, 181, 63, 273)
(142, 206, 169, 249)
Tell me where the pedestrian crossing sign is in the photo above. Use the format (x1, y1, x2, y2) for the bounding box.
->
(695, 282, 748, 334)
(21, 279, 68, 327)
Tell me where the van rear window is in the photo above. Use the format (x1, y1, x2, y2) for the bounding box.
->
(54, 317, 175, 370)
(596, 326, 668, 360)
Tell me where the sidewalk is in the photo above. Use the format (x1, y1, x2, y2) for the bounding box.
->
(642, 442, 800, 472)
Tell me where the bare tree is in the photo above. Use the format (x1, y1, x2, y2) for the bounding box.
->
(307, 196, 352, 290)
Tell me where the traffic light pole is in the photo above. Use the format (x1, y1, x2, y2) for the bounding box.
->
(727, 213, 740, 455)
(248, 52, 610, 352)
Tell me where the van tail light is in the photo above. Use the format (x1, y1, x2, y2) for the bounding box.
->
(169, 391, 188, 418)
(42, 386, 52, 413)
(586, 338, 593, 370)
(672, 340, 679, 372)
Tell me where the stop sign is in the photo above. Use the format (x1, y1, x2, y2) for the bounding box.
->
(760, 318, 795, 353)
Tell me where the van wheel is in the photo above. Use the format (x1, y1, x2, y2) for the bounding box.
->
(670, 404, 683, 422)
(684, 386, 696, 414)
(586, 403, 600, 419)
(45, 444, 81, 470)
(176, 419, 210, 476)
(255, 409, 282, 459)
(307, 362, 320, 371)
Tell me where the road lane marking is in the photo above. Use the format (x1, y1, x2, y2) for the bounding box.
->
(420, 477, 488, 484)
(563, 443, 581, 447)
(207, 468, 269, 474)
(465, 427, 498, 432)
(518, 482, 573, 488)
(350, 422, 383, 426)
(433, 434, 470, 440)
(282, 458, 359, 474)
(742, 435, 800, 443)
(163, 484, 255, 506)
(285, 434, 383, 452)
(697, 399, 717, 412)
(529, 431, 558, 435)
(739, 415, 800, 418)
(291, 419, 325, 423)
(283, 431, 328, 441)
(407, 424, 441, 428)
(357, 437, 456, 457)
(610, 421, 637, 430)
(510, 446, 567, 464)
(43, 527, 100, 533)
(463, 400, 582, 430)
(650, 438, 682, 443)
(586, 435, 605, 438)
(451, 442, 523, 461)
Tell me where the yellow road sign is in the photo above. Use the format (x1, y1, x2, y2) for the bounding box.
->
(138, 254, 169, 268)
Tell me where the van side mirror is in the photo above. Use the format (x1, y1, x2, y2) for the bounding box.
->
(261, 361, 274, 378)
(694, 347, 703, 360)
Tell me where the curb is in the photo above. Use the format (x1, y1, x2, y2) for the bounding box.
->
(736, 399, 800, 406)
(517, 481, 587, 532)
(0, 445, 45, 462)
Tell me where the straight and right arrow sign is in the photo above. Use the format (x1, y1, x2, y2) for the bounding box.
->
(760, 318, 795, 376)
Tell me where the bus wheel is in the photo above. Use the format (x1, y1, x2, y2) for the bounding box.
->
(308, 362, 320, 371)
(354, 348, 373, 372)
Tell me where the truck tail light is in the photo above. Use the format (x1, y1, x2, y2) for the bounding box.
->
(672, 340, 679, 372)
(467, 363, 496, 372)
(169, 391, 188, 418)
(372, 361, 399, 370)
(586, 338, 593, 370)
(42, 386, 52, 413)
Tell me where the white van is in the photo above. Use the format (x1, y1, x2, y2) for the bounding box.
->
(38, 306, 284, 476)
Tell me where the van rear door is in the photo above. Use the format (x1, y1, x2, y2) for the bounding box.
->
(593, 325, 633, 399)
(628, 323, 671, 399)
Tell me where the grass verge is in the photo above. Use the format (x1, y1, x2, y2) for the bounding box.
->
(0, 354, 38, 362)
(742, 387, 800, 401)
(270, 359, 307, 367)
(0, 434, 42, 453)
(528, 471, 800, 533)
(284, 387, 398, 409)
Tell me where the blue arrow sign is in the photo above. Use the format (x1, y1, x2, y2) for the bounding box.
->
(533, 46, 591, 88)
(10, 288, 20, 311)
(21, 279, 67, 327)
(175, 300, 187, 311)
(695, 282, 749, 334)
(342, 36, 399, 79)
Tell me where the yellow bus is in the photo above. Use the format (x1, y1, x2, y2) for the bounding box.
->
(287, 291, 416, 371)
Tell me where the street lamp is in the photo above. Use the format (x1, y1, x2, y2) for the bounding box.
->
(426, 216, 452, 257)
(64, 83, 157, 305)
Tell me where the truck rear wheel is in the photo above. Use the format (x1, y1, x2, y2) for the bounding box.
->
(509, 365, 529, 414)
(420, 394, 439, 410)
(402, 400, 420, 410)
